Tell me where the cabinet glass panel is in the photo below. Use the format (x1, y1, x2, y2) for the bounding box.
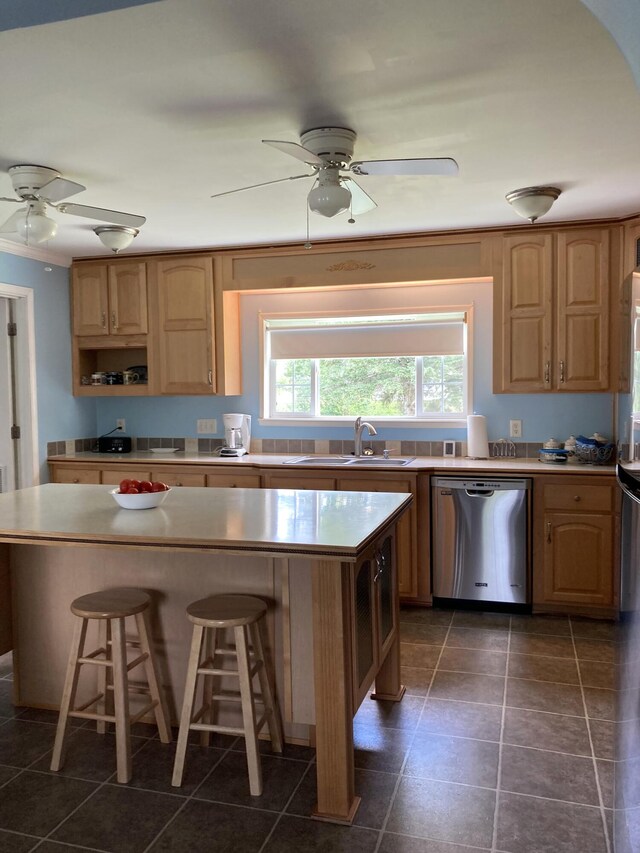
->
(378, 536, 394, 646)
(355, 560, 374, 686)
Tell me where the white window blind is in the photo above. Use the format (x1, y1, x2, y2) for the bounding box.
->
(268, 312, 466, 359)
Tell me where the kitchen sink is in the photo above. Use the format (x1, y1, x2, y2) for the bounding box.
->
(348, 457, 414, 466)
(284, 456, 352, 465)
(284, 456, 414, 466)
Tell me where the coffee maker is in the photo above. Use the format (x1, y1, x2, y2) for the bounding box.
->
(221, 413, 251, 457)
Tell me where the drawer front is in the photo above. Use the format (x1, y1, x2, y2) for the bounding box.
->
(337, 477, 411, 494)
(101, 469, 152, 486)
(206, 473, 262, 489)
(264, 474, 336, 490)
(53, 467, 101, 485)
(152, 471, 206, 488)
(543, 483, 612, 512)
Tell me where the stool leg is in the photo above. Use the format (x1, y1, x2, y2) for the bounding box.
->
(235, 624, 262, 796)
(51, 617, 88, 772)
(111, 617, 132, 784)
(172, 624, 204, 787)
(200, 627, 217, 747)
(96, 618, 111, 735)
(250, 620, 283, 754)
(134, 610, 171, 744)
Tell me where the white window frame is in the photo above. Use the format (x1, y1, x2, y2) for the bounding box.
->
(260, 305, 474, 429)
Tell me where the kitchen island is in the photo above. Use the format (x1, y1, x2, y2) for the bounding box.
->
(0, 483, 411, 824)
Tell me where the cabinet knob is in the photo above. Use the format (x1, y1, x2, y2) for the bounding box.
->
(546, 521, 552, 543)
(574, 495, 581, 502)
(544, 361, 550, 384)
(73, 478, 79, 483)
(111, 312, 118, 330)
(101, 312, 106, 328)
(208, 369, 213, 386)
(559, 360, 565, 383)
(176, 482, 182, 487)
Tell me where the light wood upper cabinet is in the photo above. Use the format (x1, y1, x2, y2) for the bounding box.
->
(72, 262, 147, 337)
(150, 256, 216, 395)
(495, 227, 611, 392)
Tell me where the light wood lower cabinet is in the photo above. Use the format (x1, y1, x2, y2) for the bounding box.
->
(533, 476, 618, 613)
(49, 466, 101, 485)
(153, 470, 206, 487)
(206, 471, 262, 488)
(100, 469, 152, 486)
(351, 531, 399, 710)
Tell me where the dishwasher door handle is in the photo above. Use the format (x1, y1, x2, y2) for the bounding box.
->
(465, 489, 495, 497)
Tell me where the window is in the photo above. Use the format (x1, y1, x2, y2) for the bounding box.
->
(263, 310, 470, 423)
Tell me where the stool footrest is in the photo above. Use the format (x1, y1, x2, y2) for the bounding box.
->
(126, 652, 148, 672)
(70, 692, 104, 713)
(70, 710, 116, 723)
(189, 722, 245, 736)
(130, 700, 158, 725)
(197, 666, 239, 677)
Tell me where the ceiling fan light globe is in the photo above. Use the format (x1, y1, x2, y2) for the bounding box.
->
(307, 182, 351, 218)
(16, 208, 57, 244)
(94, 225, 139, 253)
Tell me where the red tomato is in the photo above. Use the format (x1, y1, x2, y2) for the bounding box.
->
(119, 479, 132, 492)
(150, 482, 164, 492)
(126, 486, 140, 494)
(139, 481, 153, 493)
(130, 480, 141, 490)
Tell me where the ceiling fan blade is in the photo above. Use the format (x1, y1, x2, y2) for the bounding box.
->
(0, 197, 22, 204)
(341, 177, 377, 215)
(262, 139, 324, 166)
(37, 176, 86, 203)
(56, 203, 146, 227)
(350, 157, 459, 177)
(0, 209, 24, 233)
(211, 173, 314, 199)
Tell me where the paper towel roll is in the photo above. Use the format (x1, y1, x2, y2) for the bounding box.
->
(467, 415, 489, 459)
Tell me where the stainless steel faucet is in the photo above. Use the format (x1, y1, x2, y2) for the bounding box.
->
(354, 416, 378, 456)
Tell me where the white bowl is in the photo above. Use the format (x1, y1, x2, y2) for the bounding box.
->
(110, 487, 171, 510)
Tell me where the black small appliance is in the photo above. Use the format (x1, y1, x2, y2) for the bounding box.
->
(97, 435, 132, 453)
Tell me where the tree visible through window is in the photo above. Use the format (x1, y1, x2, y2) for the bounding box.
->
(266, 310, 469, 421)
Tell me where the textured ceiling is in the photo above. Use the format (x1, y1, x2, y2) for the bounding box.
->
(0, 0, 638, 261)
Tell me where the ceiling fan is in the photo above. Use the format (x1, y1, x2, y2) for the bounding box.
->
(0, 165, 146, 246)
(211, 127, 458, 219)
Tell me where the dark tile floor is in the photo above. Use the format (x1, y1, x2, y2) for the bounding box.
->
(0, 608, 616, 852)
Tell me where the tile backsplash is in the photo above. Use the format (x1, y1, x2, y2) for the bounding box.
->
(48, 436, 547, 458)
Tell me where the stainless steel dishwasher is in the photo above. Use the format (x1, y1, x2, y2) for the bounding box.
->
(431, 477, 531, 608)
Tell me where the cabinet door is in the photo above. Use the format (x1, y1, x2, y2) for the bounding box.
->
(152, 470, 206, 487)
(556, 228, 610, 390)
(338, 476, 417, 599)
(206, 472, 262, 488)
(153, 257, 215, 394)
(497, 234, 553, 391)
(72, 264, 109, 336)
(108, 263, 147, 335)
(100, 468, 152, 485)
(541, 512, 613, 606)
(352, 556, 377, 708)
(375, 534, 397, 659)
(51, 466, 101, 484)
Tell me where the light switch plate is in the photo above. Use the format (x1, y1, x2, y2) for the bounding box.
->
(443, 440, 456, 457)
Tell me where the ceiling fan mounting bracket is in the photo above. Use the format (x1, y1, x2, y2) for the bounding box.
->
(299, 127, 356, 165)
(9, 165, 61, 199)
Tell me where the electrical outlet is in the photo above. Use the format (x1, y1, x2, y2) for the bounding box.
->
(197, 419, 217, 434)
(509, 419, 522, 439)
(116, 418, 126, 432)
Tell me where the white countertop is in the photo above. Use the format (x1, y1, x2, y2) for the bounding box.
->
(48, 450, 616, 475)
(0, 483, 411, 559)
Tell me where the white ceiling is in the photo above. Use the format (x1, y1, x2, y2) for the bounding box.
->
(0, 0, 639, 262)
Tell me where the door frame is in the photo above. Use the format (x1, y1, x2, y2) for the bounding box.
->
(0, 282, 39, 489)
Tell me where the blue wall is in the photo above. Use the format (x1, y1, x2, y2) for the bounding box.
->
(97, 280, 615, 446)
(0, 252, 95, 479)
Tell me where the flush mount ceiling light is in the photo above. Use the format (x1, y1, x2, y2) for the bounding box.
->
(307, 167, 352, 218)
(505, 186, 562, 223)
(15, 202, 57, 244)
(94, 225, 140, 253)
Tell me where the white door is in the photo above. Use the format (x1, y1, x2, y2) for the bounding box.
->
(0, 298, 15, 492)
(0, 284, 38, 492)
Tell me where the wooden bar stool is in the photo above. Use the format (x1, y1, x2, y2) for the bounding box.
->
(172, 594, 283, 794)
(50, 588, 171, 783)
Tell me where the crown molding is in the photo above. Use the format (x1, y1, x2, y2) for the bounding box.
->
(0, 237, 71, 268)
